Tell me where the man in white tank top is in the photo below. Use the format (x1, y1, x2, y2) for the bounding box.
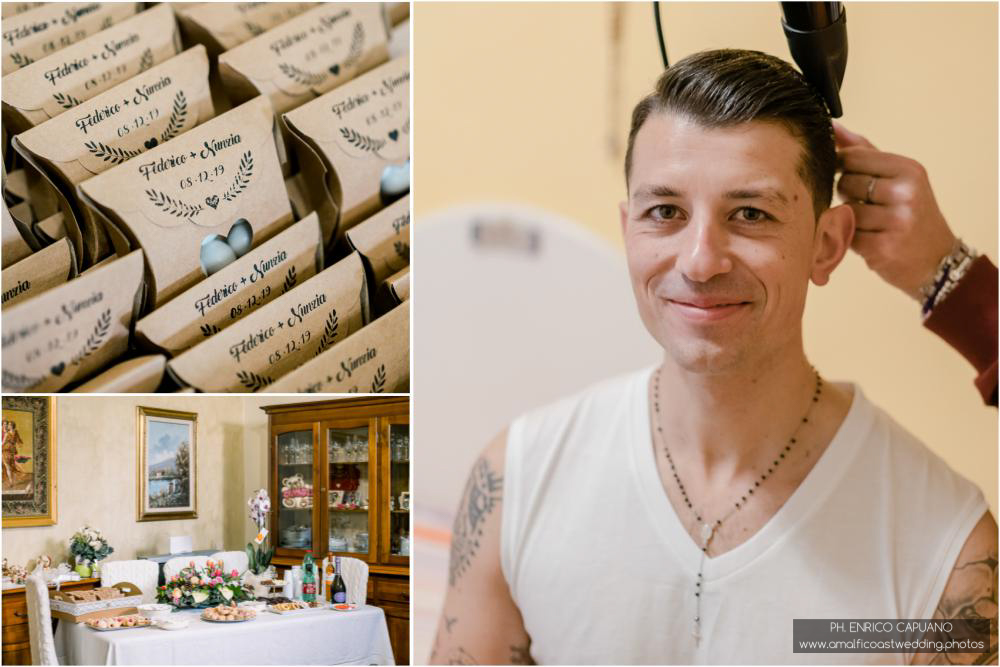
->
(430, 49, 996, 665)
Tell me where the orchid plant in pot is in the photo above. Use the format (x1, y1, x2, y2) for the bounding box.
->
(244, 489, 275, 596)
(69, 526, 113, 578)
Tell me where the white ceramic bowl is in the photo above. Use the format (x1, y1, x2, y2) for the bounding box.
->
(156, 618, 189, 631)
(137, 604, 173, 622)
(238, 600, 266, 610)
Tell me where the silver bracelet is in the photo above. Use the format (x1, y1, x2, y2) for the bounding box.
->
(920, 238, 979, 318)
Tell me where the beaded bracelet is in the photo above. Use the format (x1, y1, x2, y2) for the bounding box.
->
(920, 239, 978, 318)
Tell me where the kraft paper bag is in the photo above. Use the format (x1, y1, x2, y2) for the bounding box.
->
(167, 251, 368, 392)
(283, 55, 409, 244)
(2, 200, 32, 265)
(77, 95, 293, 309)
(33, 210, 66, 243)
(386, 267, 409, 302)
(2, 3, 141, 75)
(385, 3, 408, 27)
(1, 248, 144, 392)
(1, 5, 181, 136)
(374, 265, 408, 313)
(345, 194, 408, 285)
(13, 45, 214, 266)
(218, 3, 388, 117)
(2, 4, 44, 19)
(388, 18, 408, 60)
(71, 354, 165, 392)
(175, 2, 316, 55)
(135, 211, 323, 356)
(264, 298, 408, 393)
(1, 237, 75, 307)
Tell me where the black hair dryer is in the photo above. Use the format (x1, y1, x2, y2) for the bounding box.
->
(781, 2, 848, 117)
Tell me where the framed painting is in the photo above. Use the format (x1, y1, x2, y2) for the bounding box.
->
(2, 396, 57, 528)
(137, 407, 197, 522)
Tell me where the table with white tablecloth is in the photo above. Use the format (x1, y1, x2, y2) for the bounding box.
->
(54, 605, 395, 665)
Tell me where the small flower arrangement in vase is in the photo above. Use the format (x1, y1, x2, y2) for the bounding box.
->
(244, 489, 275, 597)
(69, 526, 113, 578)
(156, 559, 252, 608)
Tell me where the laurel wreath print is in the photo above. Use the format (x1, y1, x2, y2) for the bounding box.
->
(138, 47, 154, 73)
(341, 22, 366, 69)
(282, 266, 298, 294)
(2, 369, 45, 392)
(200, 323, 220, 337)
(244, 21, 264, 36)
(159, 90, 188, 143)
(370, 364, 386, 393)
(84, 140, 142, 165)
(145, 188, 204, 221)
(53, 91, 83, 110)
(339, 127, 385, 154)
(9, 52, 34, 68)
(313, 309, 340, 357)
(70, 309, 112, 366)
(278, 62, 328, 87)
(222, 151, 254, 203)
(236, 370, 273, 392)
(394, 240, 409, 260)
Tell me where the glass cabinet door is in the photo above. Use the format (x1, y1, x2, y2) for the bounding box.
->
(383, 417, 410, 564)
(275, 425, 317, 553)
(324, 421, 376, 562)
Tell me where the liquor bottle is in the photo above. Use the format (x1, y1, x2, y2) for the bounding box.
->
(331, 556, 347, 604)
(302, 551, 317, 602)
(325, 551, 335, 603)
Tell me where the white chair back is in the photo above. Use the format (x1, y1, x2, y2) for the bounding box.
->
(100, 560, 160, 604)
(338, 557, 369, 606)
(163, 555, 210, 582)
(25, 574, 59, 665)
(209, 551, 249, 577)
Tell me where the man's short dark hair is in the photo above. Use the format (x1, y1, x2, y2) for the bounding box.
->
(624, 49, 835, 217)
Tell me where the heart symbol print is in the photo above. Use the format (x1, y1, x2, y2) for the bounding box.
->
(205, 195, 220, 209)
(50, 362, 65, 376)
(144, 137, 158, 149)
(329, 64, 340, 76)
(200, 219, 253, 276)
(388, 130, 399, 142)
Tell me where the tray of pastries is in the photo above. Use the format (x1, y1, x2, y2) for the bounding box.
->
(85, 615, 153, 631)
(267, 600, 327, 613)
(201, 604, 257, 623)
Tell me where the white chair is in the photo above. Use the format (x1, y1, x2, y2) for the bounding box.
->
(163, 555, 210, 582)
(100, 560, 160, 604)
(338, 557, 369, 606)
(25, 574, 59, 665)
(209, 551, 249, 577)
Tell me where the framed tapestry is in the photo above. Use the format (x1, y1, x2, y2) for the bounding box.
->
(137, 407, 198, 522)
(2, 396, 57, 527)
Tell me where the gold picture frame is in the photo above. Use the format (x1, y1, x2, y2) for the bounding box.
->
(137, 406, 198, 522)
(2, 396, 57, 528)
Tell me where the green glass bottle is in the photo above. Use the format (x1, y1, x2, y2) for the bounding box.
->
(302, 550, 317, 602)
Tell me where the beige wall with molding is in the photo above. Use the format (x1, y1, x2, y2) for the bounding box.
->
(414, 2, 998, 511)
(3, 395, 345, 572)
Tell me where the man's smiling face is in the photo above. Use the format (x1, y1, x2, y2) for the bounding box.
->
(622, 112, 833, 374)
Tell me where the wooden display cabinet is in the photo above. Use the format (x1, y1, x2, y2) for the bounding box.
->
(263, 397, 409, 664)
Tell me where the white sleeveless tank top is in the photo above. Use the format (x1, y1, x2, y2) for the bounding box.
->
(501, 367, 987, 665)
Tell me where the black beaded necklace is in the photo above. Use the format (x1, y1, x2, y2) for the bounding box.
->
(652, 366, 823, 645)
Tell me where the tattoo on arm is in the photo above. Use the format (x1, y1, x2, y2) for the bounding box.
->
(444, 615, 458, 633)
(448, 457, 503, 586)
(444, 647, 478, 665)
(510, 641, 534, 665)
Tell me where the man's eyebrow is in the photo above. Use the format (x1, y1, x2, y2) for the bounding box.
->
(724, 188, 791, 205)
(631, 185, 683, 200)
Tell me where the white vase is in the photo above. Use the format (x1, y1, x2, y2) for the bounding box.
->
(245, 567, 274, 598)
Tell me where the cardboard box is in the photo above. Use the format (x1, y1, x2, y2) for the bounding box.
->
(134, 212, 323, 356)
(1, 237, 76, 308)
(167, 251, 368, 392)
(2, 3, 141, 75)
(50, 582, 141, 623)
(1, 249, 144, 392)
(71, 354, 166, 392)
(345, 195, 408, 285)
(1, 5, 181, 136)
(175, 2, 316, 55)
(264, 299, 408, 393)
(76, 96, 293, 309)
(283, 56, 409, 244)
(13, 45, 214, 268)
(2, 201, 33, 266)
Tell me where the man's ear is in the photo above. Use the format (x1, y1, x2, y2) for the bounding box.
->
(811, 203, 855, 286)
(619, 200, 628, 237)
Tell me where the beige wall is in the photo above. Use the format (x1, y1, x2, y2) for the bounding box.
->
(414, 2, 998, 512)
(3, 395, 339, 572)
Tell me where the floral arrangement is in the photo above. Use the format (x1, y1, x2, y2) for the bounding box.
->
(246, 489, 274, 575)
(69, 526, 113, 564)
(156, 559, 252, 608)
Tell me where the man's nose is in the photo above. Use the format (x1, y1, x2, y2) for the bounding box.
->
(674, 218, 733, 283)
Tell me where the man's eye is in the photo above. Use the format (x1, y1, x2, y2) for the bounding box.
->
(735, 207, 772, 222)
(649, 205, 680, 221)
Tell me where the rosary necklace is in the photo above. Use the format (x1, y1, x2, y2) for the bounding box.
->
(652, 367, 823, 646)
